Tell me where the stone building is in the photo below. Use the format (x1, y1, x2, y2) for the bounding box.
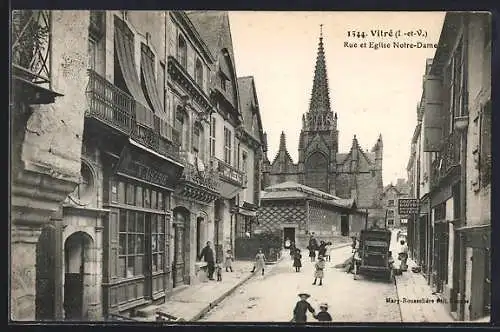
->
(10, 10, 263, 321)
(262, 30, 384, 225)
(406, 12, 491, 322)
(233, 76, 265, 258)
(258, 182, 367, 248)
(380, 179, 410, 229)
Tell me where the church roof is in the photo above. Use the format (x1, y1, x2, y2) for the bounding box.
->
(308, 27, 331, 114)
(262, 181, 356, 209)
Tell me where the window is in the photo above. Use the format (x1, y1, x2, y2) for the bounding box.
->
(388, 210, 395, 218)
(387, 219, 394, 226)
(176, 109, 187, 150)
(224, 127, 232, 164)
(195, 59, 203, 87)
(119, 210, 145, 278)
(151, 215, 165, 272)
(480, 100, 491, 188)
(242, 151, 248, 173)
(88, 38, 97, 70)
(177, 35, 187, 68)
(159, 62, 165, 109)
(88, 11, 104, 73)
(192, 122, 201, 153)
(219, 73, 227, 91)
(209, 117, 216, 157)
(388, 199, 395, 207)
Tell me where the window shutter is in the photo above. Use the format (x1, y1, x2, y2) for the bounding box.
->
(423, 75, 443, 152)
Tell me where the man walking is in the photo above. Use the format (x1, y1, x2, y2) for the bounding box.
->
(199, 241, 215, 280)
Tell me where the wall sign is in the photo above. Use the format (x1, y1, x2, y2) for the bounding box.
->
(398, 198, 420, 215)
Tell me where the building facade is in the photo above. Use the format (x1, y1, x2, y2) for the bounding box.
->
(262, 31, 384, 225)
(381, 179, 410, 229)
(406, 12, 491, 322)
(258, 182, 367, 248)
(10, 10, 263, 321)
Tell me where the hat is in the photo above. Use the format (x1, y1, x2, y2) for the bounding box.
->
(318, 255, 324, 260)
(319, 303, 328, 309)
(298, 293, 311, 298)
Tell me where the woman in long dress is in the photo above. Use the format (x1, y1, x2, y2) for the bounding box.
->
(251, 248, 266, 276)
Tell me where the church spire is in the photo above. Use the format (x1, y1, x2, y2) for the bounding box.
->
(279, 131, 287, 151)
(308, 24, 331, 114)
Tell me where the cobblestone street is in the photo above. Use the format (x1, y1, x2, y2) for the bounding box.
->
(199, 246, 401, 322)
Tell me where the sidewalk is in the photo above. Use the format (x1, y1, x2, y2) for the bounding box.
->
(134, 258, 282, 322)
(394, 258, 456, 323)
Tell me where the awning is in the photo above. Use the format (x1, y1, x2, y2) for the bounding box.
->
(238, 209, 257, 217)
(12, 74, 63, 104)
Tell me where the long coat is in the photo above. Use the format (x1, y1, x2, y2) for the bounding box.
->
(293, 253, 302, 267)
(314, 260, 326, 278)
(293, 300, 315, 322)
(254, 253, 266, 270)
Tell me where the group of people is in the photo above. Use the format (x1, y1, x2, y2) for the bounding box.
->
(198, 241, 235, 282)
(292, 293, 332, 322)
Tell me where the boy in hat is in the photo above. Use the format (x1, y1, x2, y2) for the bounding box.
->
(314, 303, 332, 322)
(313, 255, 326, 286)
(292, 292, 315, 323)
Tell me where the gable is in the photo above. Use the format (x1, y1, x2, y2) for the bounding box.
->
(304, 134, 330, 158)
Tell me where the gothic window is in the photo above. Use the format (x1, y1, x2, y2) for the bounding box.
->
(177, 35, 187, 69)
(305, 152, 328, 193)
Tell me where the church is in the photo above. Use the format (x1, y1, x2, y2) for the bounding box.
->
(261, 29, 385, 225)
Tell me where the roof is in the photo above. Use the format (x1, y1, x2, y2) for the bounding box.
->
(237, 76, 264, 142)
(262, 181, 357, 209)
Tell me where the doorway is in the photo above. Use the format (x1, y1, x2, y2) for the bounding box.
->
(35, 225, 57, 320)
(64, 232, 93, 320)
(196, 217, 206, 259)
(341, 215, 349, 236)
(283, 228, 295, 248)
(172, 207, 189, 288)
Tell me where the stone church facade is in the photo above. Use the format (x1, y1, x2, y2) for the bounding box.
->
(262, 30, 385, 223)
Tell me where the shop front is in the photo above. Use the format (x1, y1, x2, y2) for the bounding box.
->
(101, 144, 183, 316)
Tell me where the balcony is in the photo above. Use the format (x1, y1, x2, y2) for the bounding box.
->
(211, 158, 246, 199)
(85, 69, 180, 161)
(176, 163, 221, 203)
(430, 131, 461, 188)
(11, 10, 63, 104)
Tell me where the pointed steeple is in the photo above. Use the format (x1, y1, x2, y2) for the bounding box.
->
(279, 131, 287, 151)
(308, 25, 331, 114)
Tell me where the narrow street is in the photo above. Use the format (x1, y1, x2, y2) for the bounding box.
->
(199, 245, 401, 322)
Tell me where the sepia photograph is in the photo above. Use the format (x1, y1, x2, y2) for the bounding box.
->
(10, 10, 491, 324)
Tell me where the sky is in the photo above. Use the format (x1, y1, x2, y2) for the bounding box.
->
(228, 11, 446, 186)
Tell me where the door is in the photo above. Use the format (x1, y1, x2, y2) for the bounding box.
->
(341, 215, 349, 236)
(36, 225, 57, 320)
(283, 227, 295, 248)
(64, 272, 83, 320)
(173, 224, 185, 288)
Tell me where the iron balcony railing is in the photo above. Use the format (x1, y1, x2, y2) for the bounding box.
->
(11, 10, 52, 87)
(431, 130, 461, 188)
(211, 157, 246, 187)
(85, 69, 180, 160)
(181, 163, 221, 192)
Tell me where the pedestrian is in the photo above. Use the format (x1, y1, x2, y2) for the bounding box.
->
(284, 237, 291, 249)
(351, 236, 357, 252)
(293, 248, 302, 272)
(314, 303, 332, 322)
(198, 241, 215, 280)
(251, 248, 266, 276)
(289, 241, 296, 258)
(309, 234, 319, 253)
(399, 240, 409, 272)
(313, 255, 326, 286)
(388, 251, 395, 270)
(307, 244, 316, 262)
(216, 263, 222, 282)
(292, 292, 315, 323)
(224, 249, 234, 272)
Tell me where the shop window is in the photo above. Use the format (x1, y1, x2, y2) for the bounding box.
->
(151, 215, 165, 272)
(118, 210, 145, 278)
(151, 190, 157, 210)
(126, 183, 135, 205)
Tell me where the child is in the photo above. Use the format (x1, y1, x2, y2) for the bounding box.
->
(308, 245, 316, 262)
(313, 255, 325, 286)
(216, 263, 222, 282)
(293, 249, 302, 272)
(224, 249, 234, 272)
(251, 248, 266, 276)
(314, 303, 332, 322)
(292, 292, 315, 323)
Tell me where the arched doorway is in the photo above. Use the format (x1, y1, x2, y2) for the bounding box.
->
(63, 231, 93, 320)
(305, 151, 329, 193)
(172, 207, 189, 288)
(35, 224, 57, 320)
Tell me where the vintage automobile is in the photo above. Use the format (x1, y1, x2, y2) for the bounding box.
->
(353, 223, 394, 283)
